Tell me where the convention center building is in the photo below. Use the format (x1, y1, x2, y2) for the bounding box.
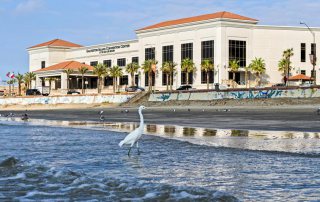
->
(27, 11, 320, 93)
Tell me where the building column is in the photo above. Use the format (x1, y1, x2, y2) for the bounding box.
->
(61, 72, 68, 90)
(194, 32, 202, 88)
(35, 75, 42, 88)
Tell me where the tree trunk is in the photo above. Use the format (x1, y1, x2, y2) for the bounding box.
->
(166, 73, 169, 90)
(148, 71, 152, 92)
(206, 72, 209, 90)
(186, 72, 189, 85)
(113, 77, 116, 93)
(245, 70, 248, 88)
(233, 72, 235, 88)
(170, 72, 173, 91)
(131, 73, 135, 86)
(18, 83, 21, 96)
(82, 75, 84, 94)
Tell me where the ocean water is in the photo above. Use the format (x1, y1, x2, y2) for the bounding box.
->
(0, 120, 319, 201)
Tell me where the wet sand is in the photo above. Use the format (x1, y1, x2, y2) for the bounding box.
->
(1, 105, 320, 132)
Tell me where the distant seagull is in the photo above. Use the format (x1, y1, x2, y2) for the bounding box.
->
(125, 109, 129, 113)
(202, 109, 205, 112)
(119, 106, 146, 156)
(99, 111, 105, 121)
(173, 109, 176, 112)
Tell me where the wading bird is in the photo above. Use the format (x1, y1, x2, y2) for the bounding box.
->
(119, 106, 146, 156)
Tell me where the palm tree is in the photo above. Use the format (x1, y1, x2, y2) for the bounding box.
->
(201, 59, 214, 89)
(250, 57, 266, 87)
(126, 62, 140, 86)
(142, 59, 158, 92)
(181, 58, 195, 85)
(168, 61, 177, 91)
(23, 73, 30, 90)
(278, 58, 289, 84)
(109, 65, 123, 93)
(24, 72, 36, 89)
(64, 69, 74, 91)
(15, 73, 24, 96)
(78, 66, 89, 94)
(93, 63, 107, 94)
(161, 62, 171, 90)
(282, 48, 294, 85)
(7, 79, 16, 96)
(229, 60, 240, 87)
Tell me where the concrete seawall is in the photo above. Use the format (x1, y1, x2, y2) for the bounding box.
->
(149, 87, 320, 102)
(0, 94, 134, 105)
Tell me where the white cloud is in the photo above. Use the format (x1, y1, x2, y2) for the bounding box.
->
(14, 0, 43, 14)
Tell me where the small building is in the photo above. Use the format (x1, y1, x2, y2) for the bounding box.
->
(27, 11, 320, 94)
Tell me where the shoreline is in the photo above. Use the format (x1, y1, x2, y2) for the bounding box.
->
(1, 104, 320, 132)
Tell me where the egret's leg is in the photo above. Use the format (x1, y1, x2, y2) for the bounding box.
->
(136, 142, 140, 155)
(128, 147, 132, 156)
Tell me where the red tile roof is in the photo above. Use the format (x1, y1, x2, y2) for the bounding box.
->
(288, 74, 313, 81)
(138, 11, 258, 31)
(34, 61, 94, 72)
(29, 39, 82, 49)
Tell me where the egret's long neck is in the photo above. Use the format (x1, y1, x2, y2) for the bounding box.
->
(139, 109, 144, 127)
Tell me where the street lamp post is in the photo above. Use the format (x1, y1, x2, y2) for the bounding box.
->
(300, 22, 317, 85)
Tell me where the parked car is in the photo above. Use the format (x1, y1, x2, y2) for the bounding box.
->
(272, 83, 286, 87)
(26, 89, 41, 96)
(67, 90, 80, 95)
(125, 86, 145, 92)
(176, 85, 193, 90)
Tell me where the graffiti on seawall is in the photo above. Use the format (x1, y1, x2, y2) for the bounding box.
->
(149, 88, 320, 102)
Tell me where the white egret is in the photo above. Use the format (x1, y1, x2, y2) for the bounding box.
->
(119, 106, 146, 156)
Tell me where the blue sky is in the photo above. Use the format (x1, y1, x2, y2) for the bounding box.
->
(1, 0, 320, 81)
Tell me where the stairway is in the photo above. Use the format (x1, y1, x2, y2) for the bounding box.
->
(120, 91, 150, 107)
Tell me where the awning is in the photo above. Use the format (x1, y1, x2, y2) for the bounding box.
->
(288, 74, 313, 81)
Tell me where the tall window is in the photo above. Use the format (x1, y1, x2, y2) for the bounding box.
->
(181, 43, 193, 60)
(117, 58, 126, 67)
(41, 61, 46, 69)
(201, 40, 214, 84)
(104, 76, 113, 86)
(181, 43, 193, 85)
(132, 57, 139, 64)
(162, 45, 174, 86)
(90, 61, 98, 67)
(162, 45, 173, 63)
(229, 40, 246, 67)
(301, 43, 306, 62)
(120, 75, 128, 85)
(145, 47, 155, 86)
(145, 47, 155, 60)
(103, 60, 112, 67)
